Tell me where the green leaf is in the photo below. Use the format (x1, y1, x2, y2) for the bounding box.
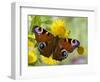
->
(29, 16, 41, 34)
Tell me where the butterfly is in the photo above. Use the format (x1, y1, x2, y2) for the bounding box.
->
(33, 26, 80, 61)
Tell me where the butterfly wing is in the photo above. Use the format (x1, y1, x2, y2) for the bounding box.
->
(53, 38, 80, 61)
(33, 26, 55, 57)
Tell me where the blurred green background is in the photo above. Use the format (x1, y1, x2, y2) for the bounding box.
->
(28, 15, 88, 66)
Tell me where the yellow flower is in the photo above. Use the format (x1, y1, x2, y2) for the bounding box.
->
(28, 34, 35, 40)
(28, 40, 37, 64)
(64, 30, 70, 38)
(28, 40, 34, 47)
(77, 46, 84, 55)
(28, 51, 37, 64)
(28, 40, 35, 51)
(40, 55, 59, 65)
(51, 19, 70, 37)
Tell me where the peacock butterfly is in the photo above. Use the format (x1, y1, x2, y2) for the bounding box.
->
(33, 26, 80, 61)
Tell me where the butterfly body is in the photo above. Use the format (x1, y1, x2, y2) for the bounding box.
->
(33, 26, 80, 61)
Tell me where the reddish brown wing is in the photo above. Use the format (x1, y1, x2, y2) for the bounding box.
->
(53, 38, 80, 61)
(33, 26, 55, 57)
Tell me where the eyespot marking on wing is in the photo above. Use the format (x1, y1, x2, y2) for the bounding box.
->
(34, 26, 43, 34)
